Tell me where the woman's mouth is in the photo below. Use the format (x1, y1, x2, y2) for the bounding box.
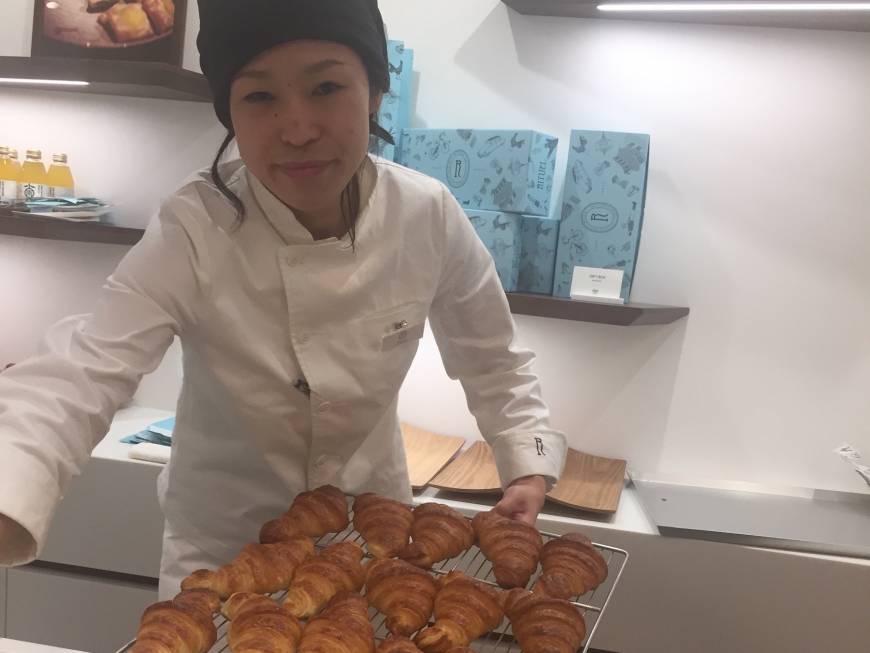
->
(277, 160, 332, 179)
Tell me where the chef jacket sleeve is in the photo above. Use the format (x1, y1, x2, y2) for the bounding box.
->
(0, 197, 211, 565)
(428, 186, 567, 491)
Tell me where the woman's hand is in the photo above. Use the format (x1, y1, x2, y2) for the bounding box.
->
(494, 475, 547, 525)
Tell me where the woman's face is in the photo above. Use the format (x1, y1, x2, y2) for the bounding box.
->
(229, 40, 381, 220)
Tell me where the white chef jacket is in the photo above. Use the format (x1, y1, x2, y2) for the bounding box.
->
(0, 155, 567, 566)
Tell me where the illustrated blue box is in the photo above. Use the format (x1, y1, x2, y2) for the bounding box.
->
(370, 40, 414, 162)
(553, 130, 650, 301)
(517, 215, 561, 295)
(466, 209, 522, 292)
(398, 129, 558, 217)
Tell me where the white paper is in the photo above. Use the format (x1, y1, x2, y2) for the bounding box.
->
(569, 266, 625, 303)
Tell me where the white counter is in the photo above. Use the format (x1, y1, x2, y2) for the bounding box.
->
(18, 405, 870, 653)
(0, 639, 87, 653)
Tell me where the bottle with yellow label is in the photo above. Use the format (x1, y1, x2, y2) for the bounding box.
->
(18, 150, 49, 201)
(9, 149, 21, 177)
(0, 146, 18, 204)
(46, 153, 75, 199)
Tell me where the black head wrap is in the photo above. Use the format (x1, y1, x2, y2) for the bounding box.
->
(197, 0, 394, 143)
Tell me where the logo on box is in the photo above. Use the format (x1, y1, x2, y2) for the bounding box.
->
(447, 150, 471, 188)
(581, 202, 619, 233)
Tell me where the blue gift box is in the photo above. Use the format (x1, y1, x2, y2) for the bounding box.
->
(553, 130, 650, 301)
(398, 129, 558, 217)
(466, 209, 522, 292)
(370, 40, 414, 162)
(517, 215, 561, 295)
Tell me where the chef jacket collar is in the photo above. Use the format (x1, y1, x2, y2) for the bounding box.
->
(247, 155, 379, 246)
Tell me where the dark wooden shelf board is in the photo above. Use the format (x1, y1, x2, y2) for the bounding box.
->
(0, 213, 144, 246)
(0, 217, 688, 325)
(0, 56, 211, 103)
(506, 292, 689, 325)
(502, 0, 870, 32)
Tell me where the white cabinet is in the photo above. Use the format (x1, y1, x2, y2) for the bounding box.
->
(39, 456, 164, 578)
(1, 567, 7, 636)
(6, 565, 157, 653)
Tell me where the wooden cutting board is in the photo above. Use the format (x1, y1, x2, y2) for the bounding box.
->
(400, 423, 465, 490)
(428, 440, 627, 513)
(429, 440, 502, 493)
(547, 448, 627, 513)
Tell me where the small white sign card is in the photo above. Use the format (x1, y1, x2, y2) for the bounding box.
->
(570, 266, 625, 304)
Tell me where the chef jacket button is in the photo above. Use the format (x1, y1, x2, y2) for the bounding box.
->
(314, 455, 328, 468)
(297, 334, 309, 345)
(317, 401, 331, 414)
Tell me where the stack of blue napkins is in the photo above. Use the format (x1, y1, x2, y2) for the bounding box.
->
(121, 416, 175, 446)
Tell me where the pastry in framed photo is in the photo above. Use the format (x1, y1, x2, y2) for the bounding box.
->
(98, 3, 156, 43)
(32, 0, 186, 66)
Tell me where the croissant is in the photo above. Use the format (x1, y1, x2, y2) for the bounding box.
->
(365, 558, 439, 636)
(299, 592, 375, 653)
(353, 493, 414, 558)
(533, 532, 608, 599)
(181, 537, 314, 599)
(261, 485, 350, 543)
(377, 637, 425, 653)
(413, 571, 503, 653)
(130, 589, 219, 653)
(223, 592, 303, 653)
(283, 541, 366, 618)
(471, 510, 542, 588)
(502, 588, 587, 653)
(399, 503, 474, 569)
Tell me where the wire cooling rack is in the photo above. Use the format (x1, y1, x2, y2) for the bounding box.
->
(118, 508, 628, 653)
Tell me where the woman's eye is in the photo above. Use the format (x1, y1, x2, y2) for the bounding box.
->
(313, 82, 343, 97)
(243, 91, 273, 103)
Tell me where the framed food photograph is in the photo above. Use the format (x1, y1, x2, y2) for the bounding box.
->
(31, 0, 187, 66)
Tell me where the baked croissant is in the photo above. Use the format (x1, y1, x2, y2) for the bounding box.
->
(299, 592, 375, 653)
(399, 503, 474, 569)
(353, 493, 414, 558)
(471, 510, 543, 588)
(533, 532, 608, 599)
(181, 537, 314, 599)
(130, 589, 219, 653)
(365, 558, 439, 636)
(223, 592, 303, 653)
(502, 588, 587, 653)
(377, 637, 426, 653)
(413, 571, 504, 653)
(283, 541, 366, 619)
(261, 485, 350, 543)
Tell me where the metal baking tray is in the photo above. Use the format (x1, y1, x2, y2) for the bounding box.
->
(117, 511, 628, 653)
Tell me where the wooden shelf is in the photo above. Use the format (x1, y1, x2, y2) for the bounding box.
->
(0, 57, 211, 103)
(0, 213, 144, 246)
(502, 1, 870, 32)
(506, 292, 689, 325)
(0, 217, 689, 325)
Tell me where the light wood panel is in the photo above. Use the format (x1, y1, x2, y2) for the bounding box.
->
(548, 449, 627, 513)
(428, 441, 502, 494)
(401, 423, 465, 490)
(429, 440, 627, 513)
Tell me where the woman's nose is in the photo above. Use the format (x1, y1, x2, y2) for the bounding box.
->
(275, 101, 321, 147)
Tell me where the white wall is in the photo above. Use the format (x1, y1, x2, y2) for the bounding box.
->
(385, 0, 870, 494)
(3, 1, 869, 493)
(0, 1, 213, 374)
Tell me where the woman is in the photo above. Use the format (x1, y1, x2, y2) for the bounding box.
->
(0, 0, 566, 600)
